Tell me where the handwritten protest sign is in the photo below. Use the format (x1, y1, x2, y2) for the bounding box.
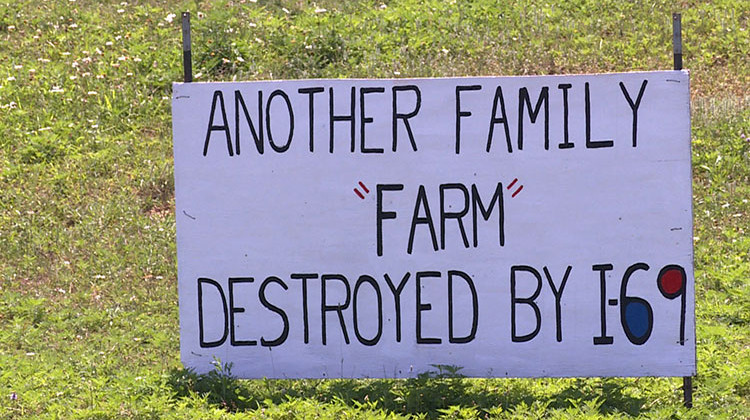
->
(172, 71, 694, 378)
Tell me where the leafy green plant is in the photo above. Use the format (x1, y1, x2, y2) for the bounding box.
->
(168, 358, 255, 412)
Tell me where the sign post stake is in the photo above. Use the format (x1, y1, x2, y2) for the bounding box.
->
(683, 376, 693, 408)
(181, 12, 193, 83)
(673, 11, 693, 409)
(673, 13, 682, 71)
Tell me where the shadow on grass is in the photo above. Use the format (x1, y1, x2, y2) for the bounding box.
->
(166, 363, 646, 418)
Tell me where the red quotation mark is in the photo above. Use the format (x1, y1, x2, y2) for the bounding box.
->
(354, 181, 369, 199)
(507, 178, 523, 198)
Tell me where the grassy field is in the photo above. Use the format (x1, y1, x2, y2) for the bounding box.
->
(0, 0, 748, 418)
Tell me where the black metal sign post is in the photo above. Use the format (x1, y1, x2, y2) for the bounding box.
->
(182, 12, 193, 83)
(673, 11, 693, 409)
(673, 13, 683, 71)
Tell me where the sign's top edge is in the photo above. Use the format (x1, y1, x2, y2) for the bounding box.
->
(173, 69, 689, 86)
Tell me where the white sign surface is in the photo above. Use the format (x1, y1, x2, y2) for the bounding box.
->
(172, 71, 695, 378)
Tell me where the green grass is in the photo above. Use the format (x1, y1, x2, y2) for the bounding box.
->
(0, 0, 748, 418)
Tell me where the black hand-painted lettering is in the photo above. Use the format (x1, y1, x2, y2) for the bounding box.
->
(542, 266, 572, 342)
(203, 90, 233, 156)
(234, 90, 264, 155)
(265, 89, 294, 153)
(228, 277, 257, 346)
(471, 183, 505, 247)
(416, 271, 442, 344)
(517, 86, 550, 151)
(487, 86, 513, 153)
(198, 277, 229, 348)
(656, 264, 687, 345)
(321, 274, 351, 345)
(392, 85, 421, 152)
(592, 264, 614, 345)
(298, 87, 324, 152)
(510, 266, 542, 342)
(620, 263, 653, 345)
(384, 272, 410, 342)
(439, 183, 470, 250)
(557, 84, 574, 149)
(448, 270, 478, 343)
(619, 80, 648, 147)
(455, 85, 482, 154)
(329, 87, 356, 153)
(360, 87, 385, 154)
(352, 275, 383, 346)
(376, 184, 404, 257)
(585, 82, 614, 148)
(407, 185, 439, 254)
(259, 276, 290, 347)
(291, 273, 318, 344)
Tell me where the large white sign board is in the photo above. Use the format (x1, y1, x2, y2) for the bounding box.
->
(172, 71, 694, 378)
